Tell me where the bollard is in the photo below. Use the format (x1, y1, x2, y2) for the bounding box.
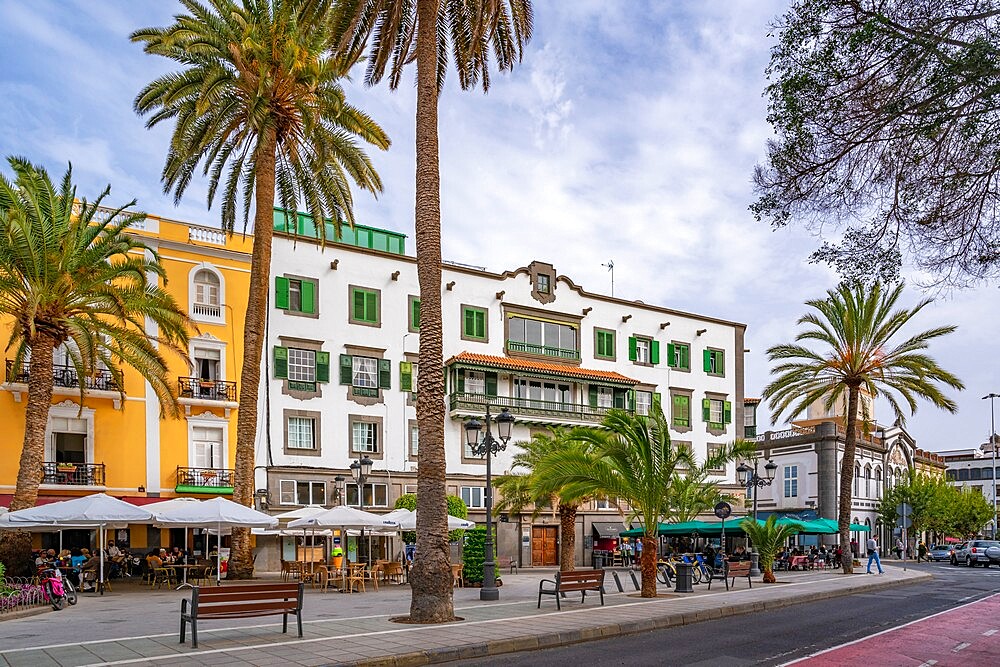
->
(611, 570, 625, 592)
(674, 562, 694, 593)
(629, 570, 640, 591)
(593, 553, 604, 570)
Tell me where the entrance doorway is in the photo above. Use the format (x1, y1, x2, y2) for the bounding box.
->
(531, 526, 558, 566)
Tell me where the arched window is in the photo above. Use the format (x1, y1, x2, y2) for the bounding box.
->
(854, 465, 861, 496)
(875, 466, 882, 496)
(189, 264, 225, 323)
(864, 465, 872, 497)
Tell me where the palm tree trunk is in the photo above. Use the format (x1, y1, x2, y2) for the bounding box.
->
(839, 385, 860, 574)
(640, 536, 657, 597)
(762, 566, 775, 584)
(0, 336, 56, 576)
(229, 128, 278, 580)
(409, 0, 453, 624)
(557, 504, 577, 572)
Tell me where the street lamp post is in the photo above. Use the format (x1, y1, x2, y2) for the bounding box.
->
(736, 458, 778, 576)
(350, 456, 374, 563)
(984, 394, 999, 538)
(464, 406, 514, 602)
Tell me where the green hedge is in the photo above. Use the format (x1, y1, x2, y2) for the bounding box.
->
(393, 493, 469, 544)
(461, 526, 496, 584)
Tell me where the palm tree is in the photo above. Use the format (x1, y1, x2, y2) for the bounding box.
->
(327, 0, 533, 622)
(763, 282, 963, 574)
(0, 157, 190, 574)
(663, 465, 730, 524)
(740, 515, 800, 583)
(495, 429, 596, 572)
(131, 0, 390, 578)
(537, 408, 755, 597)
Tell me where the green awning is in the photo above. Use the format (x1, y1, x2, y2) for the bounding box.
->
(620, 519, 751, 538)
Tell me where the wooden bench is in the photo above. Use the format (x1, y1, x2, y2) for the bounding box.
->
(497, 555, 518, 575)
(538, 570, 605, 610)
(180, 583, 304, 648)
(706, 560, 752, 591)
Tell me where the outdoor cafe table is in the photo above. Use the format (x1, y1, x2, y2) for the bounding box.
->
(789, 555, 809, 570)
(170, 563, 204, 589)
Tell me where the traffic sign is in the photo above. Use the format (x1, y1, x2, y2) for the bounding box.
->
(714, 502, 732, 519)
(896, 516, 913, 529)
(896, 503, 912, 516)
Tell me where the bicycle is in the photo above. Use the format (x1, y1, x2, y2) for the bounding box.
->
(38, 567, 73, 610)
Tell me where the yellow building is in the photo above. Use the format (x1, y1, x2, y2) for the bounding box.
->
(0, 205, 251, 552)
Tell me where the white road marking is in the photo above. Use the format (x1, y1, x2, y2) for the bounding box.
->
(917, 660, 937, 667)
(983, 629, 997, 636)
(952, 642, 971, 652)
(780, 592, 1000, 665)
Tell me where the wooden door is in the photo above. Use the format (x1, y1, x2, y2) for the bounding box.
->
(531, 526, 558, 566)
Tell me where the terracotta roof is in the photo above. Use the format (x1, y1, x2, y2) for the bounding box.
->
(446, 352, 638, 385)
(744, 397, 762, 404)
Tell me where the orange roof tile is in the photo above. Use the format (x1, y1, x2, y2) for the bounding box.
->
(446, 352, 638, 385)
(745, 397, 762, 404)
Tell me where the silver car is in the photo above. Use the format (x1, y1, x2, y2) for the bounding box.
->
(952, 540, 1000, 567)
(927, 544, 951, 561)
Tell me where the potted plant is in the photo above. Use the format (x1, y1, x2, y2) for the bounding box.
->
(330, 546, 344, 569)
(740, 515, 801, 583)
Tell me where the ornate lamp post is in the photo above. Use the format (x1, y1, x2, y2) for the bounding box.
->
(737, 458, 777, 576)
(984, 393, 999, 538)
(350, 456, 374, 563)
(464, 406, 514, 601)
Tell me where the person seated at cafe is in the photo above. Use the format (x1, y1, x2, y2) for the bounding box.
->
(729, 546, 749, 562)
(79, 549, 100, 591)
(107, 541, 122, 562)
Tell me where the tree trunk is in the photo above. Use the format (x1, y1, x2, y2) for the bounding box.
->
(558, 504, 576, 572)
(228, 129, 278, 580)
(762, 567, 776, 584)
(839, 385, 860, 575)
(409, 0, 453, 623)
(0, 337, 56, 576)
(640, 536, 657, 597)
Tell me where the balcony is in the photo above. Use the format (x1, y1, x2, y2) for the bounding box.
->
(176, 466, 235, 494)
(5, 360, 121, 392)
(191, 303, 222, 319)
(178, 377, 237, 402)
(450, 391, 630, 425)
(41, 462, 105, 487)
(505, 340, 580, 361)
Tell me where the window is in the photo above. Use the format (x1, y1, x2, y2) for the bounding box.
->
(537, 274, 550, 294)
(865, 465, 872, 496)
(409, 421, 419, 457)
(347, 483, 388, 508)
(672, 394, 691, 428)
(635, 390, 652, 416)
(875, 466, 882, 496)
(668, 342, 690, 371)
(702, 397, 731, 429)
(279, 480, 325, 505)
(710, 399, 723, 424)
(287, 416, 316, 450)
(350, 286, 380, 326)
(461, 486, 486, 509)
(339, 354, 390, 396)
(273, 346, 329, 392)
(400, 361, 417, 393)
(596, 386, 613, 408)
(288, 349, 316, 383)
(403, 484, 418, 496)
(351, 421, 378, 454)
(465, 370, 486, 395)
(595, 329, 615, 360)
(507, 315, 578, 359)
(744, 405, 757, 437)
(596, 497, 615, 510)
(353, 357, 377, 388)
(784, 465, 798, 498)
(628, 337, 659, 365)
(854, 465, 861, 495)
(408, 296, 421, 332)
(192, 269, 221, 318)
(462, 306, 488, 341)
(275, 276, 317, 315)
(706, 443, 726, 474)
(704, 348, 725, 376)
(191, 426, 224, 469)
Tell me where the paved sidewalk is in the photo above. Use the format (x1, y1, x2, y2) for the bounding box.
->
(0, 565, 929, 667)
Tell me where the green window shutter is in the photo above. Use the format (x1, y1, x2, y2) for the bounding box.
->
(464, 308, 475, 337)
(485, 372, 498, 397)
(275, 277, 290, 310)
(627, 389, 635, 411)
(724, 401, 732, 424)
(653, 392, 662, 414)
(457, 369, 465, 393)
(613, 388, 626, 409)
(588, 386, 598, 408)
(366, 291, 378, 322)
(475, 310, 486, 338)
(378, 359, 391, 389)
(667, 343, 676, 367)
(628, 336, 637, 361)
(339, 354, 353, 385)
(702, 398, 711, 422)
(315, 351, 330, 383)
(411, 299, 421, 330)
(300, 280, 315, 314)
(703, 349, 712, 373)
(650, 340, 660, 365)
(273, 346, 288, 379)
(400, 361, 413, 392)
(680, 345, 689, 370)
(352, 289, 365, 320)
(718, 350, 725, 375)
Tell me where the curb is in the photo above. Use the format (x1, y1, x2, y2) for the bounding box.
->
(351, 572, 932, 666)
(0, 606, 52, 623)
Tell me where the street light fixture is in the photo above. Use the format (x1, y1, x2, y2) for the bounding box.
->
(464, 406, 514, 601)
(349, 456, 375, 562)
(736, 458, 777, 575)
(983, 394, 999, 538)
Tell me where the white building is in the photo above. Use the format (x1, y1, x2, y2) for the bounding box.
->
(940, 439, 999, 537)
(256, 209, 748, 568)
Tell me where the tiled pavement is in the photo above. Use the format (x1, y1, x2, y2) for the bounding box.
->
(0, 566, 929, 667)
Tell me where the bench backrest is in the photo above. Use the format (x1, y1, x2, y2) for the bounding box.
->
(556, 570, 605, 591)
(726, 561, 751, 577)
(497, 556, 513, 566)
(193, 583, 302, 615)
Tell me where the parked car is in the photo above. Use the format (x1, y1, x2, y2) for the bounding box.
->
(949, 543, 967, 565)
(928, 544, 951, 562)
(952, 540, 1000, 567)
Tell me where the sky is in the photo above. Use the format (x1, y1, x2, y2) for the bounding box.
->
(1, 1, 998, 452)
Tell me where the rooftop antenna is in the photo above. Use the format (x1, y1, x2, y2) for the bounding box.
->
(602, 260, 615, 297)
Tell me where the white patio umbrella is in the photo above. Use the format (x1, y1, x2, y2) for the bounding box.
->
(151, 496, 277, 584)
(389, 509, 476, 531)
(271, 505, 329, 564)
(2, 493, 154, 593)
(289, 505, 399, 568)
(145, 498, 203, 581)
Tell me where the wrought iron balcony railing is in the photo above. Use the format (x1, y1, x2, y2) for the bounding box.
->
(449, 391, 631, 423)
(178, 377, 237, 402)
(41, 462, 105, 486)
(176, 466, 235, 493)
(6, 360, 120, 392)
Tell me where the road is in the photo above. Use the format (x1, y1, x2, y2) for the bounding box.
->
(456, 562, 1000, 666)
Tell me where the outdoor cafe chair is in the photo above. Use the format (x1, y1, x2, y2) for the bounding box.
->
(347, 563, 367, 593)
(451, 563, 464, 588)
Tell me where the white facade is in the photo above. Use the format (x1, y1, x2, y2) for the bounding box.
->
(256, 212, 748, 565)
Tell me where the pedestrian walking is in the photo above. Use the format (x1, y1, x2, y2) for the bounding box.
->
(895, 538, 904, 560)
(866, 536, 884, 574)
(917, 541, 927, 563)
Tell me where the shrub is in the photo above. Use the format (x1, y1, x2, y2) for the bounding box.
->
(394, 493, 469, 544)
